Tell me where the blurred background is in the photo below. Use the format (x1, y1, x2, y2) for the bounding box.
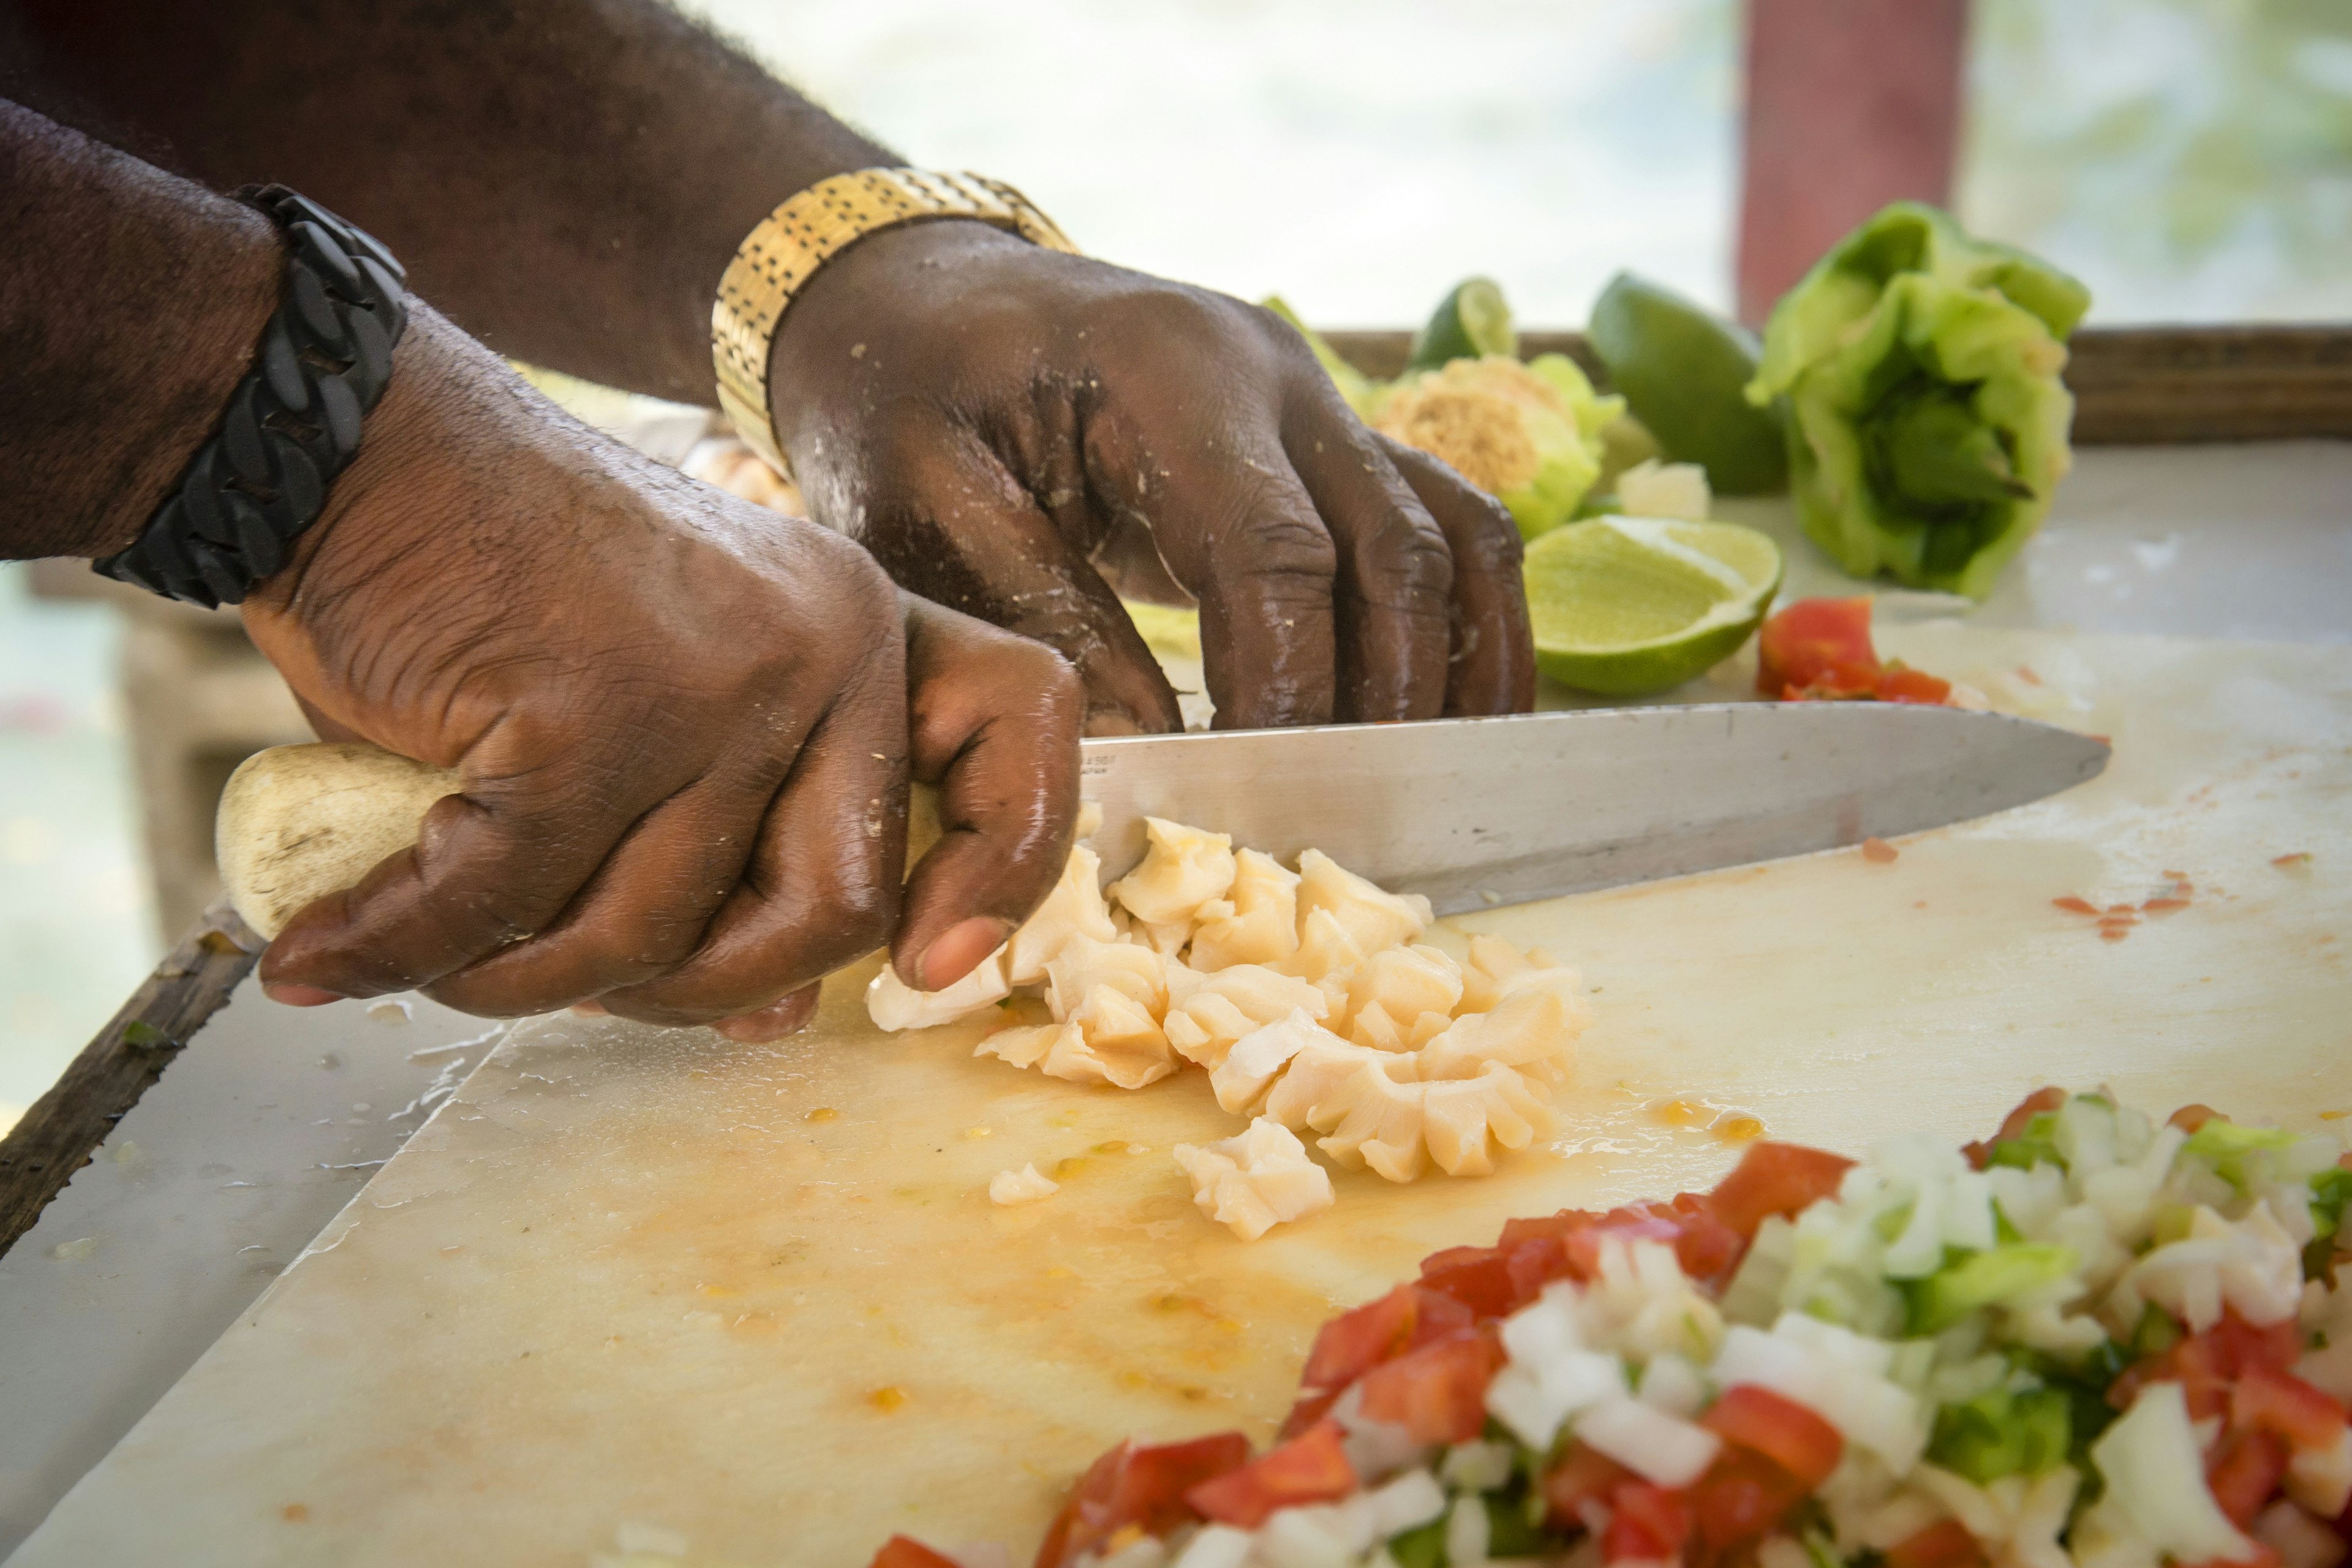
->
(4, 0, 2348, 1133)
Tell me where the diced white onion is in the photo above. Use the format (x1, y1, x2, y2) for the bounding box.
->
(2288, 1425, 2352, 1519)
(1170, 1525, 1253, 1568)
(1440, 1441, 1518, 1494)
(1574, 1395, 1722, 1487)
(1637, 1351, 1708, 1417)
(1444, 1494, 1490, 1568)
(1366, 1469, 1448, 1535)
(2091, 1381, 2258, 1564)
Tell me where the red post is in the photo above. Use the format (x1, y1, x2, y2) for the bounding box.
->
(1735, 0, 1973, 326)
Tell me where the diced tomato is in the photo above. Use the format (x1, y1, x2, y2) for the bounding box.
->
(1706, 1142, 1856, 1240)
(1419, 1245, 1526, 1320)
(1885, 1518, 1988, 1568)
(1499, 1208, 1602, 1251)
(2113, 1313, 2307, 1423)
(1358, 1329, 1506, 1444)
(1296, 1284, 1472, 1398)
(1184, 1420, 1356, 1529)
(1877, 665, 1954, 706)
(1275, 1385, 1343, 1442)
(872, 1536, 963, 1568)
(1692, 1450, 1811, 1555)
(1758, 597, 1879, 697)
(1031, 1432, 1254, 1568)
(2208, 1427, 2291, 1529)
(1703, 1385, 1845, 1488)
(1605, 1481, 1693, 1565)
(1964, 1087, 2068, 1169)
(2236, 1368, 2351, 1454)
(1994, 1087, 2068, 1142)
(1543, 1444, 1636, 1531)
(2171, 1104, 2224, 1133)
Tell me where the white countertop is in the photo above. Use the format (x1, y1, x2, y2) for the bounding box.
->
(0, 439, 2345, 1557)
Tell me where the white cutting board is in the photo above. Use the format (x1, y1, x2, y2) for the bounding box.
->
(13, 626, 2351, 1568)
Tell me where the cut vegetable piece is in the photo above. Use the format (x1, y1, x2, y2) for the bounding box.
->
(1184, 1421, 1357, 1528)
(1756, 595, 1879, 699)
(2090, 1381, 2257, 1564)
(1614, 458, 1714, 521)
(1904, 1243, 2079, 1333)
(1033, 1432, 1254, 1568)
(1359, 1330, 1507, 1444)
(1703, 1385, 1845, 1488)
(1708, 1142, 1856, 1240)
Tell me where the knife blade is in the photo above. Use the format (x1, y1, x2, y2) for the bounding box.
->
(215, 705, 2106, 940)
(1079, 704, 2108, 916)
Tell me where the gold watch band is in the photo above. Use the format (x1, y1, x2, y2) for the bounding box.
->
(710, 168, 1078, 475)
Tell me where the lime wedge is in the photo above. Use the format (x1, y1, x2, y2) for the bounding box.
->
(1523, 517, 1782, 695)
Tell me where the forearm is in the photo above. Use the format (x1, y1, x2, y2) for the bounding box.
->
(6, 0, 897, 404)
(0, 97, 280, 559)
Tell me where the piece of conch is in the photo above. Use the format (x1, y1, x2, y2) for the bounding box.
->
(1171, 1118, 1335, 1241)
(1107, 818, 1236, 928)
(867, 948, 1011, 1032)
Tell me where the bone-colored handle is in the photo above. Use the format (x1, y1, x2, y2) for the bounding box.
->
(216, 742, 946, 941)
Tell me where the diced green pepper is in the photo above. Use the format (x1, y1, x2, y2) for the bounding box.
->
(1905, 1243, 2078, 1333)
(1389, 1518, 1448, 1568)
(1984, 1110, 2065, 1174)
(2182, 1117, 2298, 1192)
(1747, 202, 2090, 600)
(1929, 1383, 2073, 1483)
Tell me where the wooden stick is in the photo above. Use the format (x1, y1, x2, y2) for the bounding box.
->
(0, 899, 262, 1258)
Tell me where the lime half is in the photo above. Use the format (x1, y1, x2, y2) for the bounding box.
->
(1523, 517, 1782, 695)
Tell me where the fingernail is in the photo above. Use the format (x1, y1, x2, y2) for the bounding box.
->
(264, 982, 345, 1008)
(918, 917, 1014, 992)
(715, 987, 821, 1043)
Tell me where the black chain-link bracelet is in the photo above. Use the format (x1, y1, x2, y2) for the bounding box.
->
(92, 186, 409, 608)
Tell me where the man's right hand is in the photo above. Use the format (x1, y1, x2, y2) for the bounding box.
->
(241, 305, 1083, 1039)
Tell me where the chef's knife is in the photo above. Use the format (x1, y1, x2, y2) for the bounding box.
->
(217, 704, 2106, 940)
(1080, 703, 2105, 915)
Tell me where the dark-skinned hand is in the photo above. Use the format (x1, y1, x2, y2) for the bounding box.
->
(766, 221, 1537, 735)
(243, 304, 1082, 1040)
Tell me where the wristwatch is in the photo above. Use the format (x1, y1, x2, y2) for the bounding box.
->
(709, 168, 1076, 476)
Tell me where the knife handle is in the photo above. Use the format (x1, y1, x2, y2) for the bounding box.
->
(215, 742, 944, 941)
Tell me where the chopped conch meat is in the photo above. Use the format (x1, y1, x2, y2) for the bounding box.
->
(867, 947, 1011, 1032)
(1172, 1118, 1334, 1240)
(1107, 817, 1236, 927)
(864, 812, 1593, 1234)
(987, 1163, 1058, 1206)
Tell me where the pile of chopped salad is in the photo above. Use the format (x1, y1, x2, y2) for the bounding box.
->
(868, 1091, 2352, 1568)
